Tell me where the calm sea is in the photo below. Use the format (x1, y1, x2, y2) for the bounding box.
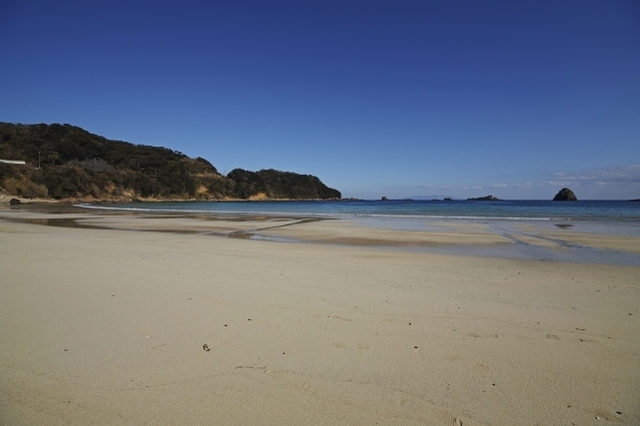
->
(78, 199, 640, 265)
(81, 199, 640, 222)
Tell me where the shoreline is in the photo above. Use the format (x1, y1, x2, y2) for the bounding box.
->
(2, 203, 639, 265)
(1, 207, 639, 425)
(0, 195, 344, 205)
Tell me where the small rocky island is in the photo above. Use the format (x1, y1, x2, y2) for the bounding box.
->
(467, 195, 502, 201)
(553, 188, 577, 201)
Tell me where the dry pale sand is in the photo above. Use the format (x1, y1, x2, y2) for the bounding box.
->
(1, 209, 639, 425)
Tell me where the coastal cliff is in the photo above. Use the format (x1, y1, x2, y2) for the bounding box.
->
(0, 123, 341, 201)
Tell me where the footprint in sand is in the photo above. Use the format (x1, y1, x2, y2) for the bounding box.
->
(332, 341, 347, 349)
(464, 331, 498, 338)
(234, 366, 267, 372)
(327, 315, 353, 321)
(546, 334, 560, 340)
(444, 354, 462, 362)
(357, 343, 369, 350)
(452, 418, 463, 426)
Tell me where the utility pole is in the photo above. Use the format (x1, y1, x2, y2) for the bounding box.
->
(38, 151, 40, 170)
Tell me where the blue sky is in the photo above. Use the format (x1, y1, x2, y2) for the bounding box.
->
(1, 0, 639, 199)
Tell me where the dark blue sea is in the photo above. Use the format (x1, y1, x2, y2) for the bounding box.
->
(81, 199, 640, 222)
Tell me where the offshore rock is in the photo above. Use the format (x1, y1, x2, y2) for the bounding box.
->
(467, 195, 502, 201)
(553, 188, 577, 201)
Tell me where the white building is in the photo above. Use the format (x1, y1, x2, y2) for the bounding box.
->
(0, 159, 26, 165)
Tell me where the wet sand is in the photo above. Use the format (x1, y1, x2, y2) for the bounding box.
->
(1, 207, 639, 425)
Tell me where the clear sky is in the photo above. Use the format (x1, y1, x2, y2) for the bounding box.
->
(1, 1, 639, 199)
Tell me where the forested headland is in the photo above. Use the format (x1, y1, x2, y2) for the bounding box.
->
(0, 123, 341, 201)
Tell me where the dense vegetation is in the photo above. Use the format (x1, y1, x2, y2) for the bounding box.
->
(0, 123, 341, 201)
(228, 168, 341, 200)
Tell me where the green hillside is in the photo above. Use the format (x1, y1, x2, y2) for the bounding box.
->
(0, 123, 341, 201)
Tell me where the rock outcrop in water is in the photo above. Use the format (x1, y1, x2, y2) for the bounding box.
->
(467, 195, 501, 201)
(553, 188, 577, 201)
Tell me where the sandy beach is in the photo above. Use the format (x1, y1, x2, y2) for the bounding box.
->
(1, 206, 639, 425)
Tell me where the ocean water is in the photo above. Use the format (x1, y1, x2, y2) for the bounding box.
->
(80, 199, 640, 222)
(77, 199, 640, 265)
